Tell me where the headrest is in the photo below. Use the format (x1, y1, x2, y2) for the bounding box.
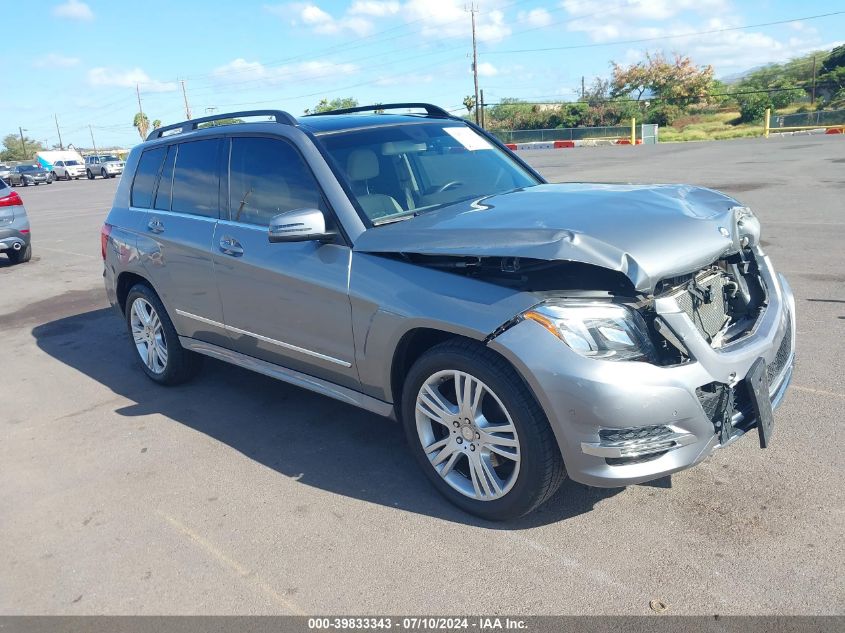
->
(346, 149, 379, 181)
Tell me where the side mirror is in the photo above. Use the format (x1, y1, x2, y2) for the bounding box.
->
(268, 208, 336, 243)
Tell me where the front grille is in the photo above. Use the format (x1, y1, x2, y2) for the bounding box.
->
(767, 318, 792, 385)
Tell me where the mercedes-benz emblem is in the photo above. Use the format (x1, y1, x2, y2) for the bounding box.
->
(718, 226, 730, 237)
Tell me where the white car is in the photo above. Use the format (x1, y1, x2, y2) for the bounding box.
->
(53, 159, 86, 181)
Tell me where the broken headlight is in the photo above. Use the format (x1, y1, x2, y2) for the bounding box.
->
(524, 301, 656, 362)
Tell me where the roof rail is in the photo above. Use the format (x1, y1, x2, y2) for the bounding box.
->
(146, 109, 298, 141)
(304, 102, 453, 118)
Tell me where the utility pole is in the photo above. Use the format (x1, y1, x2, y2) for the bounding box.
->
(18, 127, 27, 159)
(469, 4, 480, 126)
(479, 89, 485, 128)
(811, 54, 817, 105)
(54, 114, 64, 150)
(180, 79, 192, 120)
(89, 125, 99, 157)
(581, 76, 586, 99)
(136, 83, 145, 119)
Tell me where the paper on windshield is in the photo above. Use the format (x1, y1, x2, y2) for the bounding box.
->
(444, 127, 494, 151)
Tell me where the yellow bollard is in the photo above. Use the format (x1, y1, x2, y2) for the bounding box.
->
(764, 108, 770, 138)
(631, 117, 636, 145)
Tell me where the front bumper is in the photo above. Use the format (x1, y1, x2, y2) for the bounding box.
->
(488, 251, 796, 487)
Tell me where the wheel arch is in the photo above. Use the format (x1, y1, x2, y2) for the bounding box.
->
(389, 327, 545, 424)
(116, 270, 154, 314)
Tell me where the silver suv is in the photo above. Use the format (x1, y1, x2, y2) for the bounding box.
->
(101, 104, 795, 520)
(86, 155, 125, 179)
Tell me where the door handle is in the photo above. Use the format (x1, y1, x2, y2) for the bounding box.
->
(147, 218, 164, 233)
(218, 236, 244, 257)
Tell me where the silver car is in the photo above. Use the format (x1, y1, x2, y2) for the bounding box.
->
(101, 104, 795, 520)
(0, 180, 32, 263)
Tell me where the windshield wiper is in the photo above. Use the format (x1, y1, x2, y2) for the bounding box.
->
(371, 209, 420, 226)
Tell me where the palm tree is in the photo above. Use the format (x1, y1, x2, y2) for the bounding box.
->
(133, 113, 150, 139)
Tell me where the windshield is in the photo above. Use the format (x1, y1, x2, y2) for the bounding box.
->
(20, 165, 40, 172)
(66, 160, 80, 166)
(318, 122, 539, 224)
(102, 155, 120, 162)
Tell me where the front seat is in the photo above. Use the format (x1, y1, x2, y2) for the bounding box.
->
(346, 149, 403, 219)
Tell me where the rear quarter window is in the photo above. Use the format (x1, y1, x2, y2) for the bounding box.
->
(130, 147, 166, 208)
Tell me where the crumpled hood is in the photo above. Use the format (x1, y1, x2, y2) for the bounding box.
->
(353, 183, 747, 293)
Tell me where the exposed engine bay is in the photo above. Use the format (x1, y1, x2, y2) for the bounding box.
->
(393, 246, 769, 367)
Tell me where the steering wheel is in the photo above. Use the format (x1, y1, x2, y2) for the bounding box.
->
(433, 180, 464, 194)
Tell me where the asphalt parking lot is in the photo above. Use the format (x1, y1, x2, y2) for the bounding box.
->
(1, 135, 843, 615)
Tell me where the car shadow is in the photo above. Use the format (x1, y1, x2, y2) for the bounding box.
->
(33, 308, 622, 529)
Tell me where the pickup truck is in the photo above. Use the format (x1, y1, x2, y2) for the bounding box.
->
(85, 155, 125, 179)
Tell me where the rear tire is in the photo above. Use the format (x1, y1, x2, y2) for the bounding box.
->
(7, 244, 32, 264)
(124, 284, 202, 385)
(400, 339, 565, 520)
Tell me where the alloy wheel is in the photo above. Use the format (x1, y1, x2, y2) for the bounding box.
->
(415, 370, 521, 501)
(130, 298, 168, 374)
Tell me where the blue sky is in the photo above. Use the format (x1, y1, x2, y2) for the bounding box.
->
(3, 0, 843, 147)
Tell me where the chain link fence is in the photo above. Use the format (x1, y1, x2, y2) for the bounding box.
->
(771, 109, 845, 128)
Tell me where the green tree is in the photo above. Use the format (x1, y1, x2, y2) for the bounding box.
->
(462, 95, 476, 116)
(736, 93, 771, 123)
(133, 112, 150, 139)
(304, 97, 358, 115)
(0, 134, 44, 161)
(197, 118, 244, 128)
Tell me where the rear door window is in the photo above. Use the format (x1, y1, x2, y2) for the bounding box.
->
(130, 146, 166, 208)
(228, 136, 323, 226)
(170, 139, 221, 218)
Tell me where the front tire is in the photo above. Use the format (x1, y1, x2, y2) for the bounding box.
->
(87, 170, 94, 180)
(124, 284, 202, 385)
(7, 244, 32, 264)
(400, 340, 565, 520)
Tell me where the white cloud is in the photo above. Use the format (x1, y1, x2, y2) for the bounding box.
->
(88, 68, 177, 92)
(53, 0, 94, 21)
(518, 8, 552, 28)
(33, 53, 80, 68)
(301, 4, 333, 24)
(477, 61, 498, 77)
(402, 0, 512, 43)
(212, 58, 359, 84)
(265, 3, 374, 36)
(349, 1, 400, 16)
(560, 0, 836, 73)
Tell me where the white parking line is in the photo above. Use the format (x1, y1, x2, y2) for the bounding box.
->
(158, 512, 308, 615)
(36, 245, 99, 259)
(792, 385, 845, 399)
